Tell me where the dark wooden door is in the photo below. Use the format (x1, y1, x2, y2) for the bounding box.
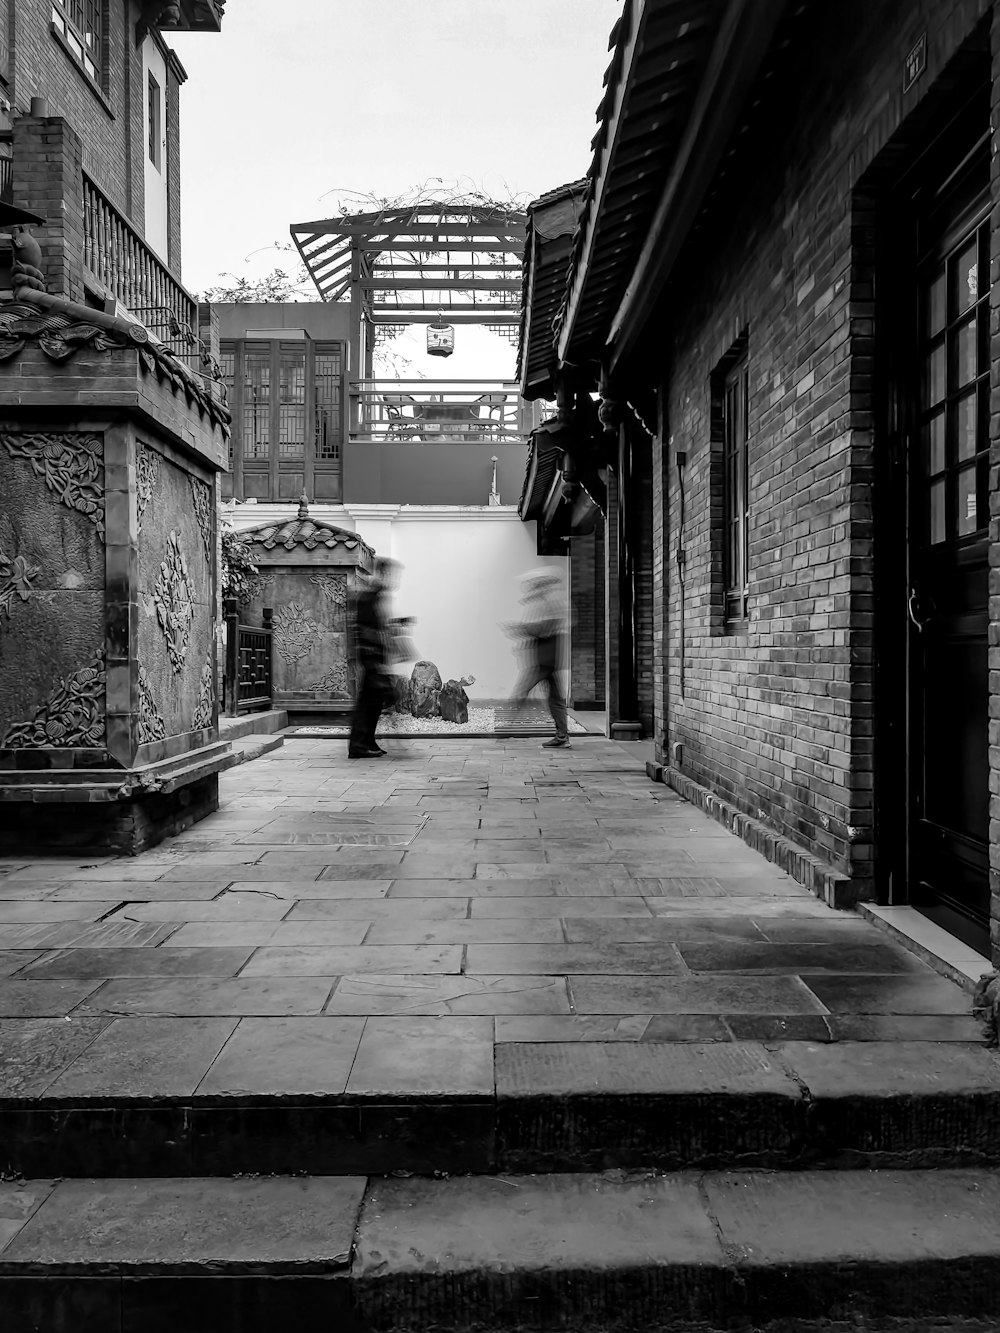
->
(907, 150, 991, 954)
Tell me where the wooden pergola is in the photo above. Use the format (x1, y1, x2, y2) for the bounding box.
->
(290, 204, 527, 375)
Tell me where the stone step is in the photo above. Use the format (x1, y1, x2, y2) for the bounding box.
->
(217, 710, 288, 742)
(3, 1168, 1000, 1331)
(3, 1040, 999, 1178)
(224, 732, 285, 767)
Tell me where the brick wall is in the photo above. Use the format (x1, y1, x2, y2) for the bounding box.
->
(12, 115, 84, 298)
(990, 7, 1000, 961)
(165, 52, 183, 275)
(648, 0, 992, 894)
(569, 520, 606, 707)
(11, 3, 188, 279)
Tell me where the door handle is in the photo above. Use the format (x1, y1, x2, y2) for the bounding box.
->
(907, 589, 933, 632)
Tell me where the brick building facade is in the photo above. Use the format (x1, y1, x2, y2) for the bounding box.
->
(520, 0, 1000, 965)
(2, 1, 221, 308)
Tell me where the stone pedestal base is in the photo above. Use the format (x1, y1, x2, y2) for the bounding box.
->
(0, 744, 233, 856)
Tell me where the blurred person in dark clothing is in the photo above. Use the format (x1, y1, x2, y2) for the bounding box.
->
(348, 558, 400, 758)
(503, 567, 570, 748)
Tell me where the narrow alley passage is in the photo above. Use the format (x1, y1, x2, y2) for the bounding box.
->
(0, 737, 980, 1101)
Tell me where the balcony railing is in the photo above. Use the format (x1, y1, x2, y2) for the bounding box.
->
(82, 173, 197, 339)
(349, 379, 540, 444)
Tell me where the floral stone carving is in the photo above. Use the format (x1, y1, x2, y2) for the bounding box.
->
(136, 442, 159, 532)
(0, 546, 39, 627)
(309, 573, 347, 608)
(309, 660, 349, 697)
(192, 652, 215, 730)
(189, 476, 214, 564)
(272, 601, 321, 665)
(136, 663, 166, 745)
(154, 530, 195, 674)
(1, 432, 105, 539)
(2, 650, 106, 748)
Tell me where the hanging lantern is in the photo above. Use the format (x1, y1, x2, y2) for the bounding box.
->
(427, 314, 455, 358)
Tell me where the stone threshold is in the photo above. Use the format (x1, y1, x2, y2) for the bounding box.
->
(1, 1168, 999, 1332)
(859, 904, 992, 995)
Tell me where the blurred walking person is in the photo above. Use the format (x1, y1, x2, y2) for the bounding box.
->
(348, 558, 400, 759)
(504, 567, 570, 748)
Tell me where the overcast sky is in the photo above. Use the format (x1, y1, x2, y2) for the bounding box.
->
(170, 0, 621, 301)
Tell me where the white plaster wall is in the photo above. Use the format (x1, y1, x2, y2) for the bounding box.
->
(224, 502, 567, 698)
(141, 37, 169, 262)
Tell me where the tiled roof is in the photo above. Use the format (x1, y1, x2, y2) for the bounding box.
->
(517, 182, 588, 399)
(242, 519, 371, 554)
(556, 0, 725, 366)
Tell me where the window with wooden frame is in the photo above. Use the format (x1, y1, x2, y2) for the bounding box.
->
(723, 359, 749, 622)
(148, 72, 162, 169)
(51, 0, 105, 85)
(221, 338, 345, 502)
(710, 334, 750, 631)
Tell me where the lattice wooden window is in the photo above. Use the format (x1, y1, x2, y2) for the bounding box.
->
(242, 344, 271, 460)
(314, 343, 342, 460)
(277, 343, 306, 460)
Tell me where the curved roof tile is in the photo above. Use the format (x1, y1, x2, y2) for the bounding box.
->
(241, 518, 372, 555)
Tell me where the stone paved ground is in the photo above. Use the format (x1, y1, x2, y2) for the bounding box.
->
(0, 736, 983, 1099)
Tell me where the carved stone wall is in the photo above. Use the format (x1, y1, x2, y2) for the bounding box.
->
(245, 569, 355, 703)
(0, 432, 106, 755)
(136, 437, 216, 740)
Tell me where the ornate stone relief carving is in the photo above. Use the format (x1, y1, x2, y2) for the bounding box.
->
(309, 573, 348, 609)
(0, 545, 39, 627)
(136, 442, 159, 533)
(189, 476, 214, 563)
(136, 663, 166, 745)
(1, 432, 105, 539)
(308, 661, 349, 697)
(2, 650, 106, 748)
(154, 530, 195, 673)
(245, 573, 276, 603)
(272, 601, 321, 665)
(192, 653, 215, 730)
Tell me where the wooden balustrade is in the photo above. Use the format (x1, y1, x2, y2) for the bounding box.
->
(82, 174, 197, 337)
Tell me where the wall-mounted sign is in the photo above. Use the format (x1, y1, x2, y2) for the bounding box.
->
(904, 32, 926, 93)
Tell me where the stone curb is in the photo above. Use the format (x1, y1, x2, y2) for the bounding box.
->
(2, 1168, 1000, 1331)
(663, 766, 856, 908)
(2, 1040, 999, 1177)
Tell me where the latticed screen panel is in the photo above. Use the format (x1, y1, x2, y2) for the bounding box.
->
(277, 343, 306, 460)
(218, 346, 236, 465)
(314, 343, 343, 461)
(242, 343, 271, 460)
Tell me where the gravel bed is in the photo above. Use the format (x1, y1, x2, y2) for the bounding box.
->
(290, 707, 587, 738)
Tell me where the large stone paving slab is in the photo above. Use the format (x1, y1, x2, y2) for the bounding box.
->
(197, 1017, 366, 1095)
(43, 1017, 238, 1098)
(1, 1176, 365, 1270)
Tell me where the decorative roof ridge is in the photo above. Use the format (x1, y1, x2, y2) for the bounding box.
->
(3, 288, 231, 437)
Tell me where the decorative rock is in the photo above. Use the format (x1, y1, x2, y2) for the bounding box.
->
(439, 679, 470, 725)
(409, 661, 442, 718)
